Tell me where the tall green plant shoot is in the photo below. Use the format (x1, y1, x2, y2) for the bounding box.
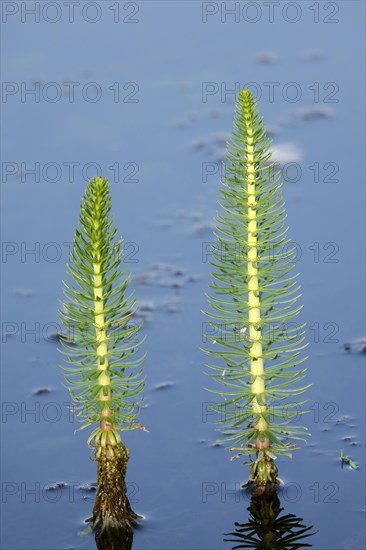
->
(59, 176, 145, 538)
(204, 89, 309, 485)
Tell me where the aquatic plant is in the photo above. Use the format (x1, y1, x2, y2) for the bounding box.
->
(59, 176, 145, 537)
(204, 89, 309, 484)
(340, 449, 357, 470)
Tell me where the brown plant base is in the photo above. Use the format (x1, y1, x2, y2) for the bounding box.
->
(92, 442, 140, 549)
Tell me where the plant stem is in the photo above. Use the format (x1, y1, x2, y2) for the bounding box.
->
(60, 176, 145, 539)
(92, 200, 112, 430)
(242, 91, 268, 449)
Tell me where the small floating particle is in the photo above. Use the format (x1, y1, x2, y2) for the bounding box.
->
(255, 51, 278, 64)
(132, 273, 155, 285)
(266, 124, 280, 136)
(159, 279, 183, 289)
(190, 138, 208, 150)
(153, 219, 174, 229)
(137, 300, 155, 312)
(176, 210, 204, 221)
(46, 482, 67, 490)
(163, 298, 179, 313)
(33, 387, 51, 395)
(192, 221, 215, 236)
(190, 212, 204, 221)
(295, 105, 333, 121)
(171, 281, 183, 289)
(14, 289, 34, 298)
(79, 482, 97, 492)
(139, 402, 151, 409)
(154, 381, 174, 390)
(344, 338, 366, 353)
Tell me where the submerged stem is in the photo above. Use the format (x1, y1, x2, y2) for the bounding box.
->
(92, 443, 139, 546)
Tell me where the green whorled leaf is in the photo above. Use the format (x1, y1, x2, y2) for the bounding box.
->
(203, 90, 309, 461)
(59, 177, 145, 435)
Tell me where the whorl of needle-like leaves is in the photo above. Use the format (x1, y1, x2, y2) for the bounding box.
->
(204, 90, 309, 461)
(59, 177, 144, 444)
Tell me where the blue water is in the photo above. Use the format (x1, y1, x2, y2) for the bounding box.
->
(1, 1, 365, 549)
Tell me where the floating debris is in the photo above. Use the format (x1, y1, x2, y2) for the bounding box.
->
(152, 219, 174, 229)
(79, 481, 97, 492)
(173, 268, 185, 276)
(190, 138, 208, 150)
(266, 124, 280, 136)
(344, 338, 366, 353)
(154, 381, 175, 390)
(132, 273, 155, 286)
(46, 482, 68, 490)
(335, 415, 355, 428)
(171, 280, 183, 290)
(340, 449, 358, 470)
(212, 131, 230, 146)
(139, 402, 151, 409)
(14, 289, 34, 298)
(133, 263, 190, 290)
(187, 274, 200, 283)
(192, 221, 215, 236)
(152, 262, 177, 273)
(176, 210, 204, 222)
(255, 51, 278, 64)
(33, 387, 51, 395)
(163, 298, 179, 313)
(137, 300, 155, 312)
(295, 105, 333, 121)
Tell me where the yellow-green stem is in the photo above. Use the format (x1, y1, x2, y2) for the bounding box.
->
(243, 92, 268, 447)
(93, 218, 112, 430)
